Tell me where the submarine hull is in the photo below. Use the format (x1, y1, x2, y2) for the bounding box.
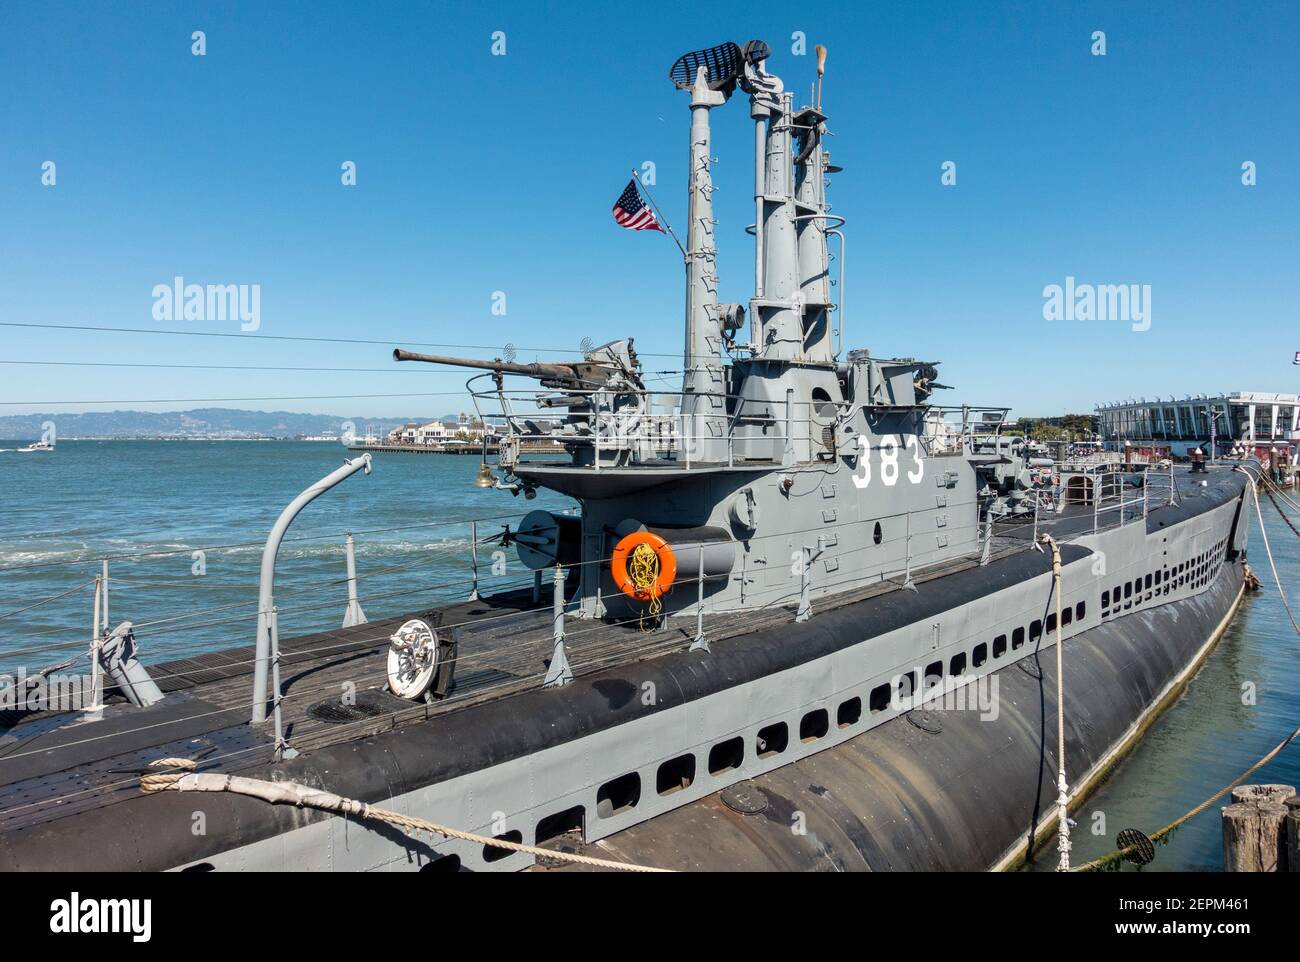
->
(542, 559, 1246, 872)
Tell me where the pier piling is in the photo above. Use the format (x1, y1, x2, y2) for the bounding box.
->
(1221, 784, 1295, 872)
(1287, 795, 1300, 873)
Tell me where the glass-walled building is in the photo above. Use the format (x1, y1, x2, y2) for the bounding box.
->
(1096, 392, 1300, 457)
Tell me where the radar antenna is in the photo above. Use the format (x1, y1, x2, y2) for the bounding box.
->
(668, 41, 742, 94)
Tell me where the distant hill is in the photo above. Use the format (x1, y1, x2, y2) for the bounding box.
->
(0, 408, 450, 440)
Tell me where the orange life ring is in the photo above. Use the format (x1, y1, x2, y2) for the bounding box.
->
(611, 531, 677, 602)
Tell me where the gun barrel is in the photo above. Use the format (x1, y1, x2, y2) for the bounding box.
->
(392, 349, 574, 380)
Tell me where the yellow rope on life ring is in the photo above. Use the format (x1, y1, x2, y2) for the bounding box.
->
(628, 541, 662, 631)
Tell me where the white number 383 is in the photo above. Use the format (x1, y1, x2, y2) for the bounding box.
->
(852, 434, 923, 489)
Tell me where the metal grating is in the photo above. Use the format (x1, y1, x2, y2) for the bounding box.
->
(308, 688, 401, 724)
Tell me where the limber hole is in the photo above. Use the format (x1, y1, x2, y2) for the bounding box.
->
(596, 772, 641, 819)
(656, 754, 696, 796)
(708, 737, 744, 776)
(756, 721, 789, 758)
(800, 708, 829, 743)
(483, 830, 523, 863)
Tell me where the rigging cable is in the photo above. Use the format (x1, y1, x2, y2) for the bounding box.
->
(1244, 471, 1300, 636)
(1039, 533, 1071, 872)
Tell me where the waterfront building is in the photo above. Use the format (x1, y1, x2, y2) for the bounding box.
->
(1097, 392, 1300, 459)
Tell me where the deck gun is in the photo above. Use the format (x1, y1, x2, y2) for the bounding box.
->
(395, 339, 655, 469)
(393, 339, 644, 393)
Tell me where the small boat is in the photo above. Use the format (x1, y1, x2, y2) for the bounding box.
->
(15, 439, 54, 453)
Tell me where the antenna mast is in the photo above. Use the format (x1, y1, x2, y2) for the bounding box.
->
(668, 42, 741, 463)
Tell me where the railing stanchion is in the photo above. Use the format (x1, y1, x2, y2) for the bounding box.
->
(784, 388, 795, 465)
(468, 520, 480, 602)
(270, 607, 298, 760)
(902, 513, 916, 591)
(543, 566, 573, 688)
(342, 533, 367, 627)
(533, 569, 542, 604)
(690, 543, 709, 651)
(87, 575, 103, 716)
(101, 559, 109, 633)
(796, 546, 812, 622)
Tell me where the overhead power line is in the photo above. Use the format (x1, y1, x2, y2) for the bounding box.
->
(0, 321, 681, 359)
(0, 360, 465, 375)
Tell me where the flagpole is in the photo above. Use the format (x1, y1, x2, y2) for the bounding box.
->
(632, 169, 686, 258)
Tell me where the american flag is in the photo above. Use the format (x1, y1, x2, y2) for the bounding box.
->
(612, 178, 664, 232)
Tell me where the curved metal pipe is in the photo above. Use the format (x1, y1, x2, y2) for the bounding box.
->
(251, 454, 372, 724)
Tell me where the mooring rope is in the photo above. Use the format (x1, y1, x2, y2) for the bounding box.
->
(140, 759, 670, 872)
(1246, 476, 1300, 635)
(1261, 482, 1300, 539)
(1072, 726, 1300, 872)
(1262, 475, 1300, 514)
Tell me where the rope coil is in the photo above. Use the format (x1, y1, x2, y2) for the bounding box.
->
(628, 542, 663, 630)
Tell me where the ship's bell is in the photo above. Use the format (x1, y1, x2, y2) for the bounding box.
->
(474, 462, 496, 489)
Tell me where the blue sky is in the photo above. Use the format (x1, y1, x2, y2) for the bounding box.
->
(1, 0, 1296, 419)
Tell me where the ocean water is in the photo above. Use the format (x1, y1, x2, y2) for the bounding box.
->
(0, 440, 572, 668)
(2, 441, 1296, 871)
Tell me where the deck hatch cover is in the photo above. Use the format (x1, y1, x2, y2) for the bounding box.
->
(308, 688, 406, 724)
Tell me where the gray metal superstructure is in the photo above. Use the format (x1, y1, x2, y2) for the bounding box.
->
(0, 39, 1261, 874)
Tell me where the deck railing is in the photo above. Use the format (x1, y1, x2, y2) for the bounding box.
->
(466, 375, 1011, 473)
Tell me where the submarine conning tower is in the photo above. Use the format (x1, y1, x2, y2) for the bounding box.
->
(393, 39, 1004, 623)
